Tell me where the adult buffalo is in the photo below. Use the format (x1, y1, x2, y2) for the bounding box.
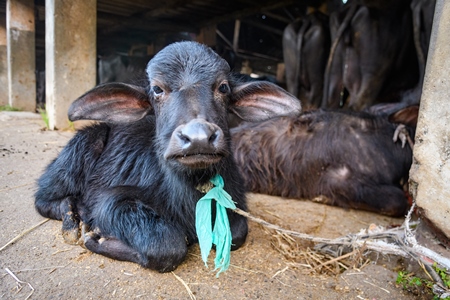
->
(322, 0, 419, 110)
(283, 11, 330, 110)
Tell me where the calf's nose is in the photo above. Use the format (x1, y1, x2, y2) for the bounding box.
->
(177, 119, 223, 154)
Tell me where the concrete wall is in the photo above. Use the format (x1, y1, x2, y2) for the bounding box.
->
(6, 0, 36, 111)
(0, 15, 7, 106)
(409, 0, 450, 242)
(46, 0, 96, 130)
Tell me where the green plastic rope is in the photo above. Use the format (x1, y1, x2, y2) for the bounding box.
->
(195, 174, 236, 277)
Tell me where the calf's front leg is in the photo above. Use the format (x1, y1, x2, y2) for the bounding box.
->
(85, 186, 188, 272)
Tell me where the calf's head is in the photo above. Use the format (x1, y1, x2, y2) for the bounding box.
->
(69, 41, 300, 172)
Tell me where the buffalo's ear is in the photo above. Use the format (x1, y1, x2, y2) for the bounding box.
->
(388, 105, 419, 128)
(229, 81, 301, 122)
(68, 83, 152, 123)
(365, 103, 419, 128)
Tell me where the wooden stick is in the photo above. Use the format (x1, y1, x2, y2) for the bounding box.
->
(0, 219, 50, 252)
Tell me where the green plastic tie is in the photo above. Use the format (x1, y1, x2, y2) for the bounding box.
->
(195, 174, 236, 277)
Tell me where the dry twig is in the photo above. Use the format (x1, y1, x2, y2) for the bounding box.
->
(0, 218, 50, 252)
(172, 271, 196, 300)
(0, 182, 33, 193)
(15, 263, 71, 273)
(363, 279, 390, 294)
(4, 268, 34, 300)
(271, 266, 289, 279)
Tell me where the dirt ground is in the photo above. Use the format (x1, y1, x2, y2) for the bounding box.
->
(0, 111, 444, 299)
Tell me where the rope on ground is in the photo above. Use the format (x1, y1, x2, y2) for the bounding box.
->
(233, 203, 450, 292)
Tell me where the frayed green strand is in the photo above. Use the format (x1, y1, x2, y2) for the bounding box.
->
(195, 174, 236, 277)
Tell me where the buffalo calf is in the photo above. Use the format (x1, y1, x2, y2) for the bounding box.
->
(231, 108, 415, 217)
(35, 41, 301, 272)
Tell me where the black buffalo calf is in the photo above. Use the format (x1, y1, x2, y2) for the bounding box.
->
(34, 41, 301, 272)
(231, 108, 416, 217)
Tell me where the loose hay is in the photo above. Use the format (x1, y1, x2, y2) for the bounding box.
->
(234, 203, 450, 297)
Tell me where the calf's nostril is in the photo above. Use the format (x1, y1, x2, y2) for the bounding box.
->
(209, 132, 218, 143)
(178, 132, 191, 145)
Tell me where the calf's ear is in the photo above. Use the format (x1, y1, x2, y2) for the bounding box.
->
(68, 83, 152, 123)
(230, 81, 301, 122)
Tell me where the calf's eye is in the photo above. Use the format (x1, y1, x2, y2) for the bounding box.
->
(152, 86, 164, 95)
(218, 83, 230, 94)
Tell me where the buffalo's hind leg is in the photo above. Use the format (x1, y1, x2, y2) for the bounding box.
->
(356, 184, 409, 217)
(35, 195, 81, 245)
(321, 169, 409, 217)
(34, 124, 108, 243)
(331, 183, 408, 217)
(85, 186, 188, 272)
(60, 197, 81, 244)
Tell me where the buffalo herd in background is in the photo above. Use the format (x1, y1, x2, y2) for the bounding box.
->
(283, 0, 436, 111)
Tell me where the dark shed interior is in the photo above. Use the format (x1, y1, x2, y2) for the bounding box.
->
(1, 0, 338, 79)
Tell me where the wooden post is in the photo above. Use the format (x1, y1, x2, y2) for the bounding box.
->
(276, 63, 285, 84)
(233, 20, 240, 53)
(45, 0, 96, 130)
(197, 25, 217, 47)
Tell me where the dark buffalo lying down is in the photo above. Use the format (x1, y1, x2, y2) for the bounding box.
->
(231, 107, 416, 217)
(34, 41, 301, 272)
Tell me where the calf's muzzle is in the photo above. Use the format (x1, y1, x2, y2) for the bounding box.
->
(164, 118, 226, 169)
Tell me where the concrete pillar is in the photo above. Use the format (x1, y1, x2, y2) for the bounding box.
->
(46, 0, 96, 130)
(6, 0, 36, 111)
(0, 15, 8, 106)
(409, 0, 450, 242)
